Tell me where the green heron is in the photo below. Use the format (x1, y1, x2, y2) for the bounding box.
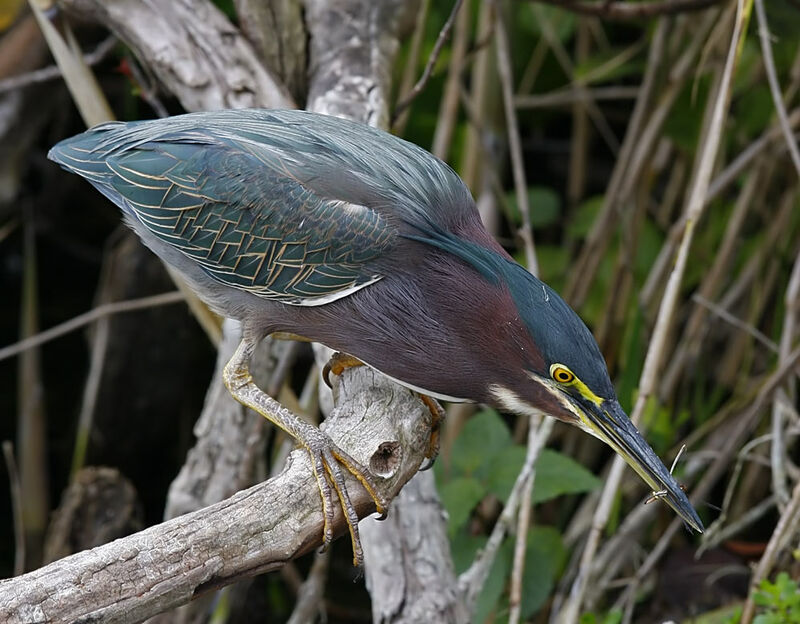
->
(49, 109, 702, 565)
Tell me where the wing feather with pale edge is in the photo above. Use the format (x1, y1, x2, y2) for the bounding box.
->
(49, 113, 402, 306)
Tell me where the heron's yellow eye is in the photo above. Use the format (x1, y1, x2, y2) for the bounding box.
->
(552, 366, 575, 384)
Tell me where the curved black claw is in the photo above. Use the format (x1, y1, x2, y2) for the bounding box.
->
(302, 425, 389, 567)
(322, 361, 334, 389)
(419, 457, 436, 472)
(323, 352, 365, 389)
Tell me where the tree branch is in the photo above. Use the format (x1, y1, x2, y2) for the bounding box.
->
(527, 0, 723, 20)
(0, 366, 431, 624)
(58, 0, 294, 110)
(233, 0, 307, 103)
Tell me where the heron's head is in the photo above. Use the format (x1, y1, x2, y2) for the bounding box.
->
(489, 262, 703, 533)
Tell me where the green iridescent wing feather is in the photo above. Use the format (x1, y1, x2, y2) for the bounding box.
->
(50, 120, 396, 305)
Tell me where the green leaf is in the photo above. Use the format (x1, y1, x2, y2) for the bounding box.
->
(579, 610, 623, 624)
(518, 5, 576, 42)
(568, 196, 604, 239)
(488, 447, 601, 504)
(474, 539, 514, 624)
(450, 531, 487, 575)
(505, 186, 561, 228)
(486, 445, 527, 503)
(536, 245, 570, 290)
(440, 477, 486, 536)
(601, 611, 623, 624)
(451, 410, 512, 478)
(532, 449, 602, 503)
(521, 526, 566, 617)
(664, 77, 711, 152)
(529, 187, 561, 227)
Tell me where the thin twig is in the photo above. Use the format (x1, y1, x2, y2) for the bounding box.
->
(755, 0, 800, 179)
(0, 291, 185, 363)
(17, 210, 48, 572)
(70, 249, 117, 479)
(459, 0, 497, 191)
(431, 0, 470, 160)
(771, 248, 800, 506)
(700, 494, 776, 555)
(0, 34, 117, 95)
(706, 109, 800, 202)
(509, 416, 555, 624)
(2, 441, 25, 576)
(528, 0, 723, 20)
(691, 293, 778, 352)
(494, 0, 538, 274)
(568, 20, 591, 210)
(392, 0, 464, 124)
(515, 85, 640, 109)
(531, 3, 620, 155)
(699, 432, 792, 557)
(27, 0, 114, 126)
(122, 53, 169, 119)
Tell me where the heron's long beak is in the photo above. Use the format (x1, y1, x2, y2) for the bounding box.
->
(576, 397, 704, 533)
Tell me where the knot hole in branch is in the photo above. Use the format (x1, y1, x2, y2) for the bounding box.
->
(369, 441, 401, 478)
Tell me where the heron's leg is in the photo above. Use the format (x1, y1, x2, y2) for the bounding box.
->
(418, 395, 445, 471)
(223, 339, 387, 566)
(322, 352, 364, 388)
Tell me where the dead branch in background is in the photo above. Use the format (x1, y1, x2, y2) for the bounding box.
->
(528, 0, 723, 20)
(393, 0, 464, 124)
(755, 0, 800, 178)
(0, 34, 116, 94)
(494, 0, 538, 274)
(0, 292, 185, 363)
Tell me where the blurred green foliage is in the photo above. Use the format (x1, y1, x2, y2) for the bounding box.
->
(579, 609, 623, 624)
(752, 573, 800, 624)
(402, 1, 800, 621)
(436, 410, 597, 619)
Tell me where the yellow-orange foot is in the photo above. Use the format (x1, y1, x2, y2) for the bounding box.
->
(224, 342, 386, 567)
(418, 394, 445, 471)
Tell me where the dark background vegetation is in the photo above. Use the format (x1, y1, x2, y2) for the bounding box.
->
(1, 0, 800, 622)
